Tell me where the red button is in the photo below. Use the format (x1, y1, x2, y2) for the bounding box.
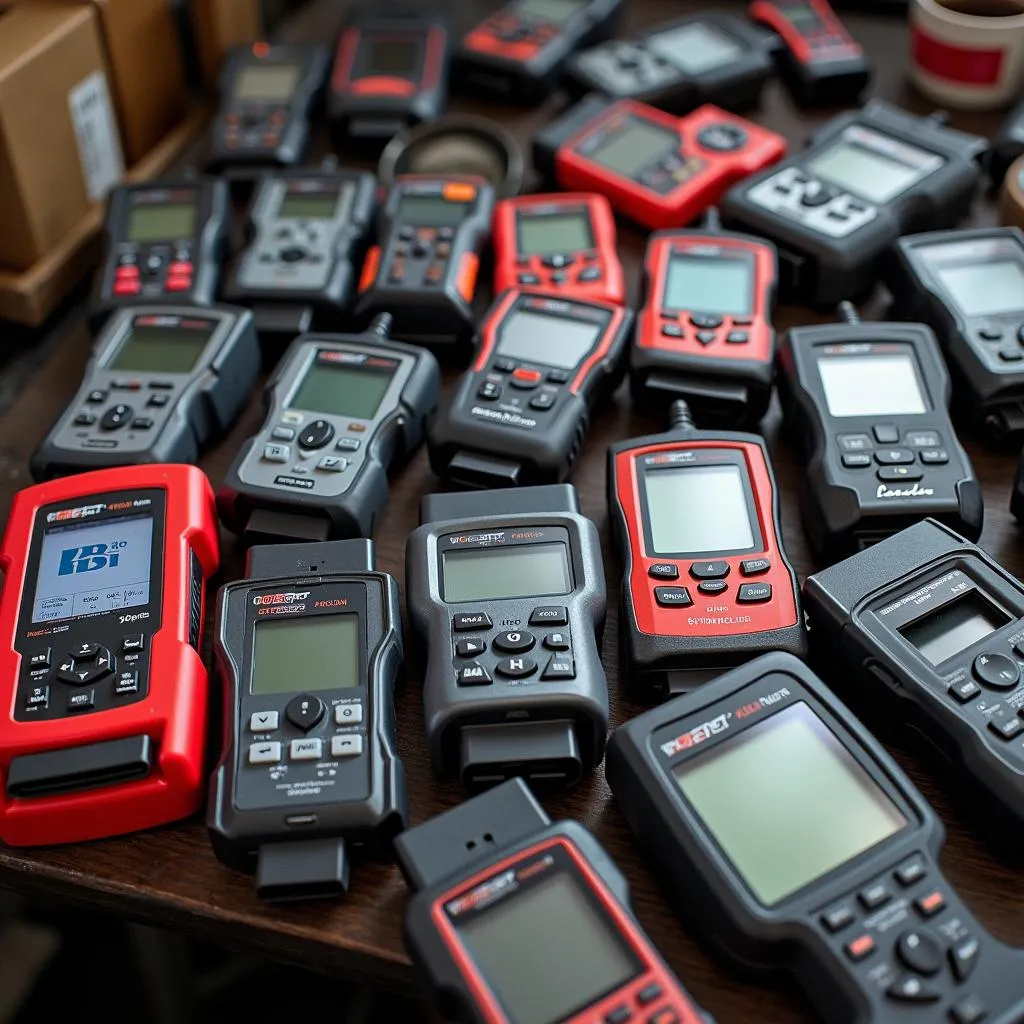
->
(916, 891, 946, 917)
(648, 1012, 679, 1024)
(113, 280, 140, 296)
(845, 934, 875, 961)
(512, 367, 542, 384)
(115, 265, 139, 280)
(165, 276, 192, 293)
(168, 262, 192, 276)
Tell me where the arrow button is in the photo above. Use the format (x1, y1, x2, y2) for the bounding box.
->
(249, 710, 280, 733)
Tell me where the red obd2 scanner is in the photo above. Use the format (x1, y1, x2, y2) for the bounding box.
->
(0, 464, 219, 846)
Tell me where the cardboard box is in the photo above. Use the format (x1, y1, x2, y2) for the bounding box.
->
(0, 4, 123, 271)
(191, 0, 262, 87)
(19, 0, 189, 165)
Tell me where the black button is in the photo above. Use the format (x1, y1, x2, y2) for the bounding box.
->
(661, 323, 683, 338)
(697, 123, 747, 151)
(542, 253, 574, 268)
(605, 1008, 631, 1024)
(949, 678, 981, 703)
(690, 313, 723, 329)
(456, 638, 486, 658)
(838, 433, 872, 452)
(842, 453, 872, 468)
(122, 635, 144, 652)
(114, 670, 139, 696)
(988, 708, 1024, 740)
(87, 389, 107, 403)
(696, 331, 717, 346)
(886, 975, 939, 1003)
(698, 580, 728, 595)
(399, 225, 414, 240)
(820, 903, 855, 932)
(28, 649, 51, 670)
(875, 449, 915, 465)
(979, 326, 1004, 341)
(284, 694, 326, 732)
(80, 648, 114, 683)
(578, 266, 602, 282)
(859, 883, 890, 911)
(690, 560, 729, 579)
(518, 273, 540, 285)
(950, 936, 981, 982)
(146, 393, 170, 408)
(649, 563, 680, 580)
(655, 587, 693, 608)
(542, 656, 575, 680)
(547, 369, 570, 384)
(72, 641, 100, 661)
(495, 657, 537, 679)
(494, 630, 536, 654)
(878, 466, 923, 482)
(973, 652, 1020, 689)
(494, 358, 516, 372)
(950, 996, 987, 1024)
(896, 929, 943, 975)
(478, 380, 502, 401)
(100, 404, 133, 430)
(457, 662, 492, 686)
(873, 425, 899, 444)
(726, 331, 748, 344)
(530, 391, 556, 411)
(738, 583, 772, 603)
(544, 631, 570, 651)
(67, 690, 96, 712)
(920, 449, 949, 465)
(636, 984, 662, 1006)
(999, 348, 1024, 362)
(530, 607, 568, 626)
(298, 419, 335, 450)
(280, 246, 306, 263)
(740, 558, 771, 576)
(56, 655, 78, 683)
(906, 430, 941, 447)
(73, 412, 97, 426)
(131, 418, 154, 430)
(894, 857, 926, 887)
(24, 685, 49, 712)
(550, 271, 567, 284)
(149, 381, 174, 390)
(800, 180, 837, 207)
(454, 613, 492, 632)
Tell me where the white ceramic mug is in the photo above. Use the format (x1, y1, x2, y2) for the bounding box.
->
(910, 0, 1024, 110)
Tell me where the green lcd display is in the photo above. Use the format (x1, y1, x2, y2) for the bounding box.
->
(442, 544, 572, 603)
(277, 192, 340, 219)
(674, 702, 906, 906)
(108, 323, 215, 374)
(127, 203, 197, 243)
(250, 615, 360, 694)
(289, 356, 396, 419)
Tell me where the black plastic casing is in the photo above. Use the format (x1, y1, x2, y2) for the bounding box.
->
(455, 0, 623, 103)
(778, 320, 982, 565)
(405, 486, 608, 792)
(207, 540, 407, 880)
(563, 12, 776, 112)
(720, 101, 986, 305)
(887, 227, 1024, 444)
(804, 518, 1024, 853)
(990, 99, 1024, 186)
(606, 651, 1024, 1024)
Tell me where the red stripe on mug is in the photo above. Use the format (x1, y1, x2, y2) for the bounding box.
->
(911, 25, 1005, 84)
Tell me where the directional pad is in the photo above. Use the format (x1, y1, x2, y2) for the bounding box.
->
(57, 645, 114, 686)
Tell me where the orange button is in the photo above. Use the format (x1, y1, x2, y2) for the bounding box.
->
(443, 181, 477, 203)
(916, 891, 946, 917)
(845, 934, 875, 961)
(512, 367, 542, 384)
(165, 276, 192, 293)
(253, 41, 270, 57)
(358, 246, 381, 293)
(115, 265, 139, 280)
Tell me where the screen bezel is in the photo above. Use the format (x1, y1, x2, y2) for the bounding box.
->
(283, 347, 404, 424)
(659, 248, 757, 317)
(923, 250, 1024, 321)
(651, 677, 918, 911)
(493, 305, 608, 372)
(638, 450, 764, 559)
(99, 315, 220, 377)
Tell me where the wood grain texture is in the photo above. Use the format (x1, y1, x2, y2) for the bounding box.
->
(0, 2, 1020, 1020)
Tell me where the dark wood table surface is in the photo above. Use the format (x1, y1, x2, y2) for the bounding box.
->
(0, 1, 1020, 1021)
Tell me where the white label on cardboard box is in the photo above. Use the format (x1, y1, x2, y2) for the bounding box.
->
(68, 71, 125, 203)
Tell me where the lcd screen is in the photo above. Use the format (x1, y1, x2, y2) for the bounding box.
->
(899, 591, 1009, 667)
(277, 193, 340, 219)
(33, 514, 153, 623)
(780, 2, 823, 27)
(649, 22, 745, 73)
(644, 464, 757, 555)
(675, 702, 907, 906)
(289, 358, 395, 420)
(108, 323, 215, 374)
(663, 255, 753, 316)
(396, 194, 472, 227)
(127, 204, 196, 243)
(817, 353, 928, 418)
(934, 260, 1024, 318)
(250, 615, 360, 694)
(364, 38, 419, 75)
(442, 544, 572, 603)
(496, 310, 602, 370)
(456, 871, 639, 1024)
(517, 0, 587, 24)
(586, 118, 678, 178)
(807, 140, 926, 204)
(517, 212, 594, 256)
(233, 64, 300, 101)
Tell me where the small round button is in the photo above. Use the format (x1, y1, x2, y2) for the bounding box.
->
(800, 181, 837, 208)
(285, 694, 326, 732)
(279, 247, 306, 263)
(696, 123, 747, 152)
(298, 419, 335, 450)
(897, 930, 943, 977)
(973, 652, 1020, 690)
(100, 404, 133, 431)
(493, 630, 536, 654)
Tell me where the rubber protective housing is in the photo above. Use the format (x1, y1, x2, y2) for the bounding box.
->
(0, 464, 218, 845)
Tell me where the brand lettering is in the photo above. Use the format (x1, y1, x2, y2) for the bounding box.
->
(47, 503, 105, 523)
(58, 543, 120, 576)
(253, 592, 311, 606)
(661, 713, 731, 756)
(470, 406, 537, 429)
(448, 532, 505, 545)
(313, 599, 348, 608)
(876, 483, 935, 499)
(119, 611, 149, 624)
(687, 615, 753, 626)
